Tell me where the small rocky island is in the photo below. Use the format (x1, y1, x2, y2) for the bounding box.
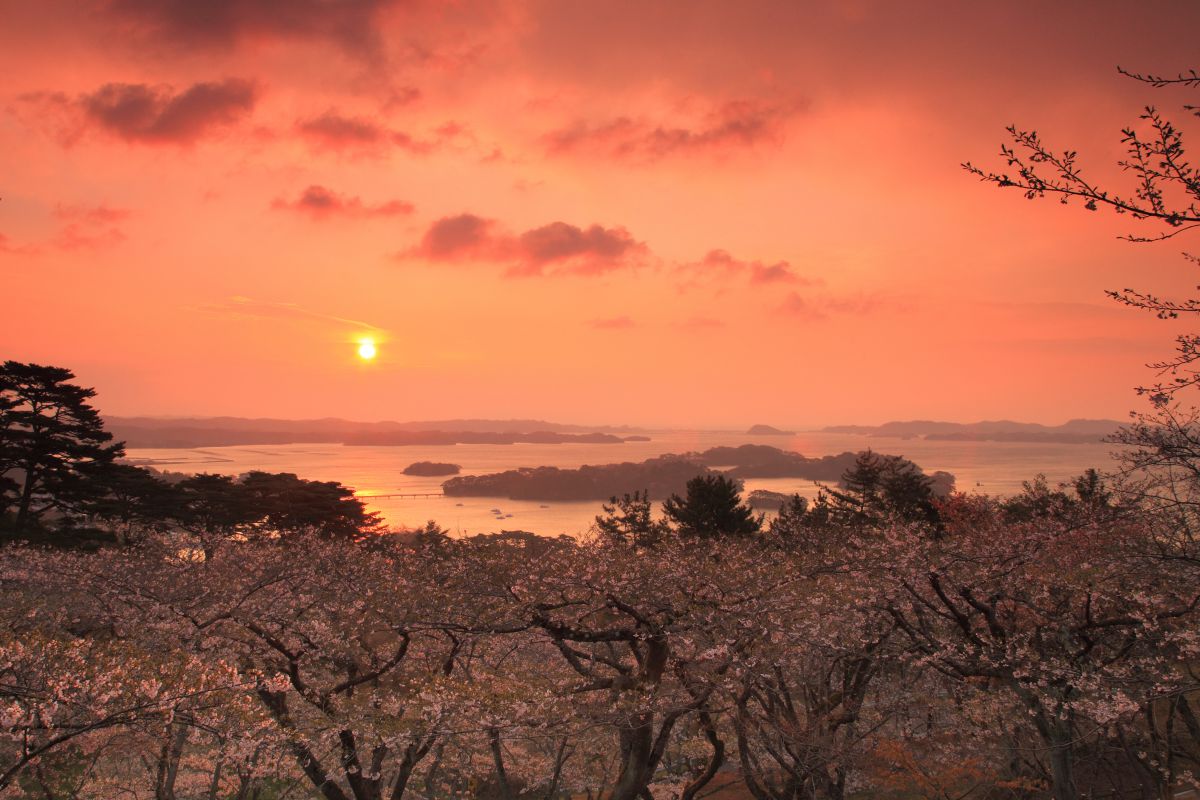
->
(747, 424, 796, 435)
(746, 489, 794, 510)
(402, 461, 462, 476)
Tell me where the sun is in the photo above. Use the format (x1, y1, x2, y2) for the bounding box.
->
(357, 338, 377, 360)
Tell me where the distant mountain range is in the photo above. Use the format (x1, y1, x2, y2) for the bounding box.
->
(104, 415, 1125, 449)
(821, 419, 1123, 444)
(106, 416, 647, 449)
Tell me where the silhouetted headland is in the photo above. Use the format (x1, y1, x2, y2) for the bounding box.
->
(442, 444, 953, 501)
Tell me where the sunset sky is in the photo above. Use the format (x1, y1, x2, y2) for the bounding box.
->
(3, 1, 1199, 427)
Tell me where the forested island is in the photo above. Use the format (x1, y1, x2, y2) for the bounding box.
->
(442, 443, 955, 500)
(402, 461, 462, 476)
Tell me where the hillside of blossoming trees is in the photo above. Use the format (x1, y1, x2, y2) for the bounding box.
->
(2, 354, 1199, 799)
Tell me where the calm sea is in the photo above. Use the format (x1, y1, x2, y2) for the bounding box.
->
(125, 431, 1121, 537)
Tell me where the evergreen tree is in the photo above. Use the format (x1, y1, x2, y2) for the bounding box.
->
(594, 490, 668, 547)
(85, 463, 176, 545)
(827, 450, 939, 528)
(239, 470, 379, 539)
(662, 474, 762, 539)
(0, 362, 124, 535)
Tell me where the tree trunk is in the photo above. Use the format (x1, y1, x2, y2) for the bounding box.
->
(256, 689, 352, 800)
(14, 464, 38, 534)
(206, 756, 224, 800)
(544, 738, 570, 800)
(610, 715, 657, 800)
(1046, 726, 1079, 800)
(679, 711, 724, 800)
(154, 716, 190, 800)
(489, 728, 515, 800)
(389, 742, 423, 800)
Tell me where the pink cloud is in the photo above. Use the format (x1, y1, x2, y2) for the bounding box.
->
(79, 79, 257, 144)
(271, 185, 414, 219)
(778, 290, 888, 320)
(0, 233, 36, 256)
(52, 204, 131, 251)
(296, 110, 434, 156)
(678, 248, 818, 291)
(544, 99, 804, 162)
(406, 214, 648, 276)
(53, 204, 131, 225)
(0, 204, 130, 254)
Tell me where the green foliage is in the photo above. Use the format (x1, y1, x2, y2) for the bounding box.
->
(661, 474, 762, 539)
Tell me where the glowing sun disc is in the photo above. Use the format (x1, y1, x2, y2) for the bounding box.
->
(357, 339, 377, 360)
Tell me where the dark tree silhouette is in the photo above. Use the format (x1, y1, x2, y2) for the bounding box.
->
(826, 450, 940, 528)
(662, 474, 762, 539)
(0, 362, 123, 535)
(171, 473, 257, 556)
(239, 470, 378, 539)
(594, 490, 669, 547)
(85, 463, 176, 544)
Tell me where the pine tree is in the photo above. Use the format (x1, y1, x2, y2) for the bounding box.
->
(0, 362, 124, 535)
(594, 490, 668, 547)
(662, 474, 762, 539)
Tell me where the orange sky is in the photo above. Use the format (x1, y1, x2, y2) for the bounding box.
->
(2, 1, 1199, 428)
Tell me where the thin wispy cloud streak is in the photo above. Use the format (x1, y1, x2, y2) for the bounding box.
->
(197, 297, 386, 334)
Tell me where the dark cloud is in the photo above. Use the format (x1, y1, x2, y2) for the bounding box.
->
(79, 79, 256, 144)
(406, 214, 647, 276)
(296, 110, 434, 155)
(544, 99, 804, 162)
(271, 185, 414, 219)
(100, 0, 401, 54)
(513, 222, 644, 276)
(417, 214, 496, 259)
